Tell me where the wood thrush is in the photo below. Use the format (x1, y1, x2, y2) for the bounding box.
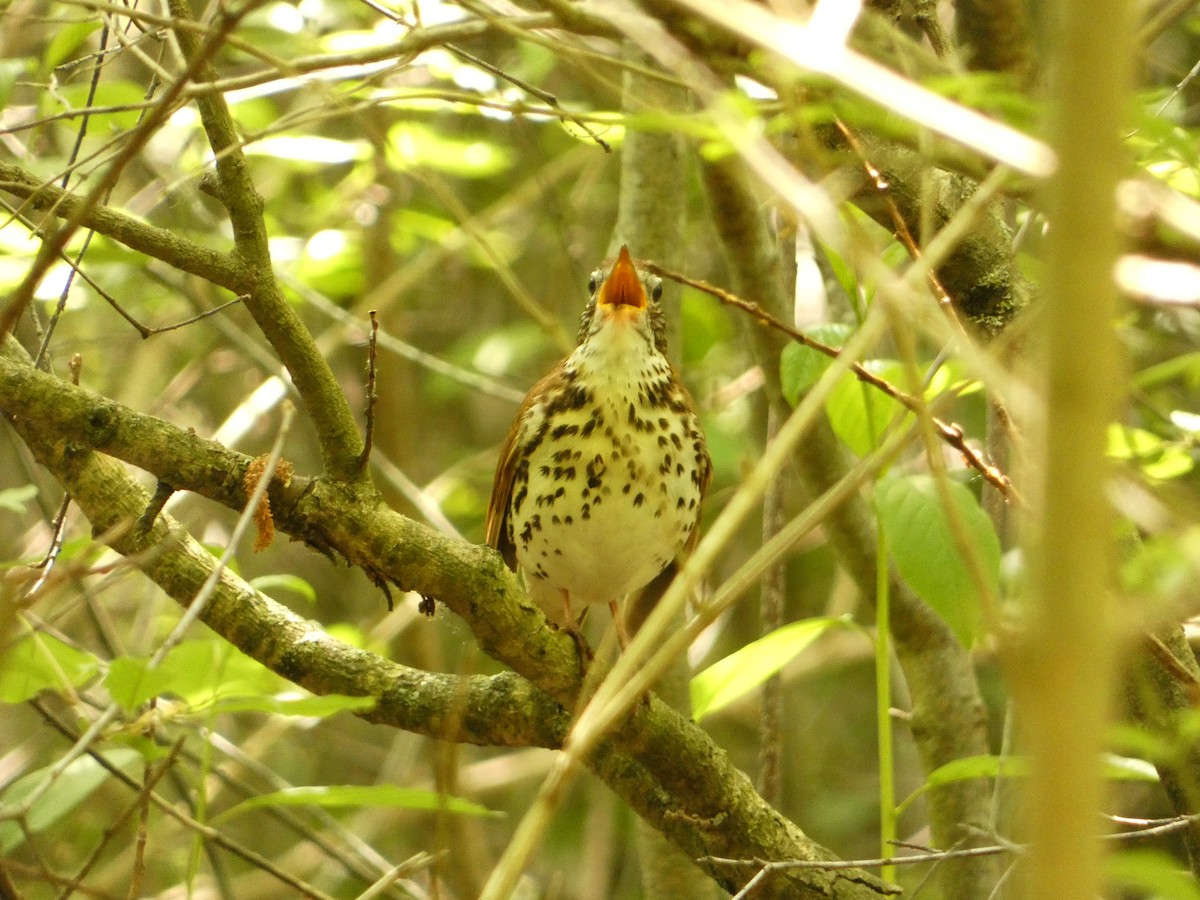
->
(486, 246, 711, 647)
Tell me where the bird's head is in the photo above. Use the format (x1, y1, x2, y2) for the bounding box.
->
(577, 245, 668, 355)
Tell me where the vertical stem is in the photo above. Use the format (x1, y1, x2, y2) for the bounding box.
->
(1020, 1, 1131, 898)
(875, 526, 896, 886)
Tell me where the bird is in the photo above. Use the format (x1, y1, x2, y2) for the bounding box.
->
(486, 245, 711, 649)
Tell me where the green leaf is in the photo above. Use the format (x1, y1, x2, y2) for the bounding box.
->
(43, 21, 101, 71)
(0, 484, 37, 513)
(822, 243, 859, 300)
(898, 753, 1157, 816)
(56, 81, 151, 133)
(690, 617, 852, 721)
(105, 639, 279, 712)
(0, 749, 142, 851)
(216, 785, 501, 823)
(779, 324, 853, 406)
(1107, 424, 1164, 459)
(1108, 849, 1200, 900)
(826, 362, 905, 455)
(250, 573, 317, 604)
(0, 633, 99, 703)
(1103, 753, 1160, 781)
(876, 475, 999, 646)
(1106, 425, 1194, 480)
(1133, 350, 1200, 389)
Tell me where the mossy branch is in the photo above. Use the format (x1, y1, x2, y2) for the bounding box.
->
(0, 335, 895, 899)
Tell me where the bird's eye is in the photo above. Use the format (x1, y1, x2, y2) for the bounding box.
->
(651, 282, 663, 301)
(588, 275, 598, 293)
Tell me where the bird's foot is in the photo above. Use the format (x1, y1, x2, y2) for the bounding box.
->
(557, 620, 592, 676)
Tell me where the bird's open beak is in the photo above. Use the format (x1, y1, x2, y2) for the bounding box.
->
(598, 245, 647, 310)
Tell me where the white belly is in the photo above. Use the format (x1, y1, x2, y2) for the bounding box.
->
(510, 400, 702, 607)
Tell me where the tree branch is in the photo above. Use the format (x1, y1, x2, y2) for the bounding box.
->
(0, 335, 895, 899)
(0, 163, 250, 293)
(167, 0, 366, 481)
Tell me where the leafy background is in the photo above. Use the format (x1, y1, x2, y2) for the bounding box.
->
(1, 0, 1199, 898)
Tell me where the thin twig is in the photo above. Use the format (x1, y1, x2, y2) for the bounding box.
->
(705, 842, 1011, 873)
(648, 263, 1022, 503)
(29, 700, 336, 900)
(835, 119, 963, 332)
(0, 0, 249, 337)
(359, 310, 380, 472)
(706, 809, 1200, 898)
(53, 737, 185, 900)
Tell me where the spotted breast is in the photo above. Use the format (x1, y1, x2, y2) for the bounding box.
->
(486, 246, 710, 645)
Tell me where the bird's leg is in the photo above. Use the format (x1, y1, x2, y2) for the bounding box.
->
(559, 590, 591, 671)
(608, 600, 630, 651)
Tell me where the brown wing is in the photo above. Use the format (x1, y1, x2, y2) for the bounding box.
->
(681, 376, 712, 558)
(485, 364, 563, 571)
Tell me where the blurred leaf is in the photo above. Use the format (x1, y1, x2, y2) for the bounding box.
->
(0, 633, 99, 703)
(105, 639, 279, 712)
(1134, 350, 1200, 389)
(208, 692, 375, 717)
(387, 123, 512, 177)
(43, 21, 102, 71)
(1108, 849, 1200, 900)
(245, 135, 369, 165)
(1108, 424, 1194, 480)
(52, 536, 100, 564)
(0, 59, 25, 111)
(390, 209, 457, 254)
(56, 81, 150, 133)
(251, 573, 317, 604)
(1110, 721, 1175, 765)
(691, 617, 852, 721)
(1121, 529, 1200, 603)
(680, 286, 734, 366)
(109, 733, 175, 762)
(296, 230, 363, 298)
(898, 753, 1157, 816)
(0, 484, 37, 513)
(822, 241, 859, 299)
(1108, 424, 1165, 458)
(217, 785, 501, 822)
(1103, 754, 1161, 781)
(922, 71, 1039, 130)
(326, 623, 367, 649)
(876, 475, 998, 646)
(779, 324, 853, 406)
(0, 749, 142, 852)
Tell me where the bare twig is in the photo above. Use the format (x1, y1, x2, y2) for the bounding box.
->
(30, 701, 337, 900)
(834, 120, 963, 332)
(647, 263, 1022, 503)
(0, 0, 248, 337)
